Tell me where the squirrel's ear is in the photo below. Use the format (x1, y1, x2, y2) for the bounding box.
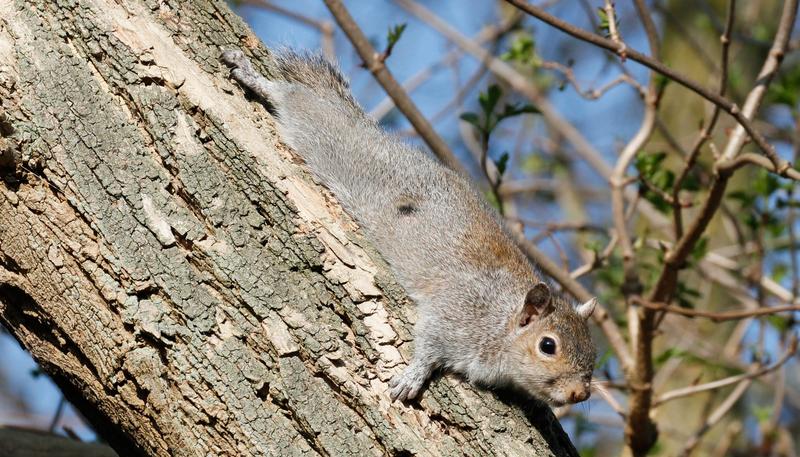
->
(519, 283, 553, 327)
(576, 297, 597, 320)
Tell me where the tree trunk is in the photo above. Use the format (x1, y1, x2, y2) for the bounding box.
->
(0, 1, 578, 455)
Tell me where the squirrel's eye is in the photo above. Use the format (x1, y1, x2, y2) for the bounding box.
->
(539, 337, 557, 355)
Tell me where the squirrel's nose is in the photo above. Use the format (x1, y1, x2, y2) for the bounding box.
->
(568, 387, 590, 403)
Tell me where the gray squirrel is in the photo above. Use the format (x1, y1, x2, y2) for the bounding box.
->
(221, 49, 597, 406)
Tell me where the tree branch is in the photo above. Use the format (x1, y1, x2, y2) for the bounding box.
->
(633, 297, 800, 322)
(503, 0, 796, 170)
(654, 334, 798, 406)
(672, 0, 736, 239)
(322, 0, 466, 174)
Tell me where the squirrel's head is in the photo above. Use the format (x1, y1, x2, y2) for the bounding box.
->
(505, 282, 597, 406)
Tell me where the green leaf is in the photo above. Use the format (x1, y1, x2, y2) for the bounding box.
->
(459, 112, 481, 130)
(499, 102, 540, 120)
(595, 348, 614, 369)
(635, 151, 668, 180)
(647, 440, 664, 455)
(745, 212, 759, 231)
(691, 237, 708, 262)
(636, 151, 676, 213)
(771, 262, 789, 283)
(752, 405, 773, 424)
(479, 84, 502, 117)
(676, 283, 700, 309)
(501, 35, 540, 67)
(753, 169, 780, 197)
(386, 23, 407, 49)
(776, 197, 800, 209)
(727, 190, 756, 208)
(597, 7, 610, 36)
(680, 171, 701, 191)
(763, 211, 786, 238)
(494, 152, 510, 176)
(521, 153, 553, 174)
(654, 73, 671, 93)
(766, 314, 793, 332)
(30, 367, 45, 378)
(652, 169, 675, 191)
(484, 189, 501, 211)
(655, 348, 689, 368)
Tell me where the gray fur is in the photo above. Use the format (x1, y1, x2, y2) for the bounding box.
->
(221, 49, 597, 406)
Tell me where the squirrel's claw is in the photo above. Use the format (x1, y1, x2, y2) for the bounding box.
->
(389, 363, 431, 402)
(389, 376, 421, 402)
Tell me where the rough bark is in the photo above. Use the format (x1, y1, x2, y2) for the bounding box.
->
(0, 1, 578, 455)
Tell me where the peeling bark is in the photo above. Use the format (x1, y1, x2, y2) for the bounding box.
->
(0, 1, 578, 456)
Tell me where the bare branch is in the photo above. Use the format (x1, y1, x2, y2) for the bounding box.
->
(394, 0, 616, 179)
(242, 0, 336, 59)
(678, 379, 752, 457)
(672, 0, 736, 239)
(632, 0, 660, 58)
(719, 0, 799, 163)
(539, 61, 645, 99)
(322, 0, 466, 173)
(717, 152, 800, 181)
(369, 17, 517, 120)
(603, 0, 626, 58)
(633, 297, 800, 322)
(503, 0, 796, 170)
(654, 334, 798, 406)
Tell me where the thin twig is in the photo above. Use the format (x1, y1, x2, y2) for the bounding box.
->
(504, 0, 795, 170)
(48, 396, 66, 433)
(719, 0, 799, 164)
(613, 3, 664, 450)
(654, 334, 798, 406)
(648, 0, 798, 316)
(242, 0, 336, 59)
(539, 61, 645, 99)
(322, 0, 466, 174)
(678, 378, 752, 456)
(603, 0, 626, 59)
(716, 152, 800, 181)
(632, 0, 660, 59)
(672, 0, 736, 239)
(592, 381, 626, 417)
(369, 17, 518, 120)
(394, 0, 616, 179)
(395, 0, 669, 228)
(570, 233, 618, 279)
(633, 297, 800, 322)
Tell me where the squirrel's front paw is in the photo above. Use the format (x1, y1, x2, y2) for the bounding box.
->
(389, 364, 430, 402)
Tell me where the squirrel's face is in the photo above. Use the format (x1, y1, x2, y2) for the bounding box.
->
(506, 283, 597, 406)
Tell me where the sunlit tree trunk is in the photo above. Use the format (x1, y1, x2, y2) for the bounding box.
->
(0, 1, 577, 455)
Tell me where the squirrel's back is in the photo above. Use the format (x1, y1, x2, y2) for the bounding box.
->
(258, 52, 537, 296)
(223, 49, 596, 405)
